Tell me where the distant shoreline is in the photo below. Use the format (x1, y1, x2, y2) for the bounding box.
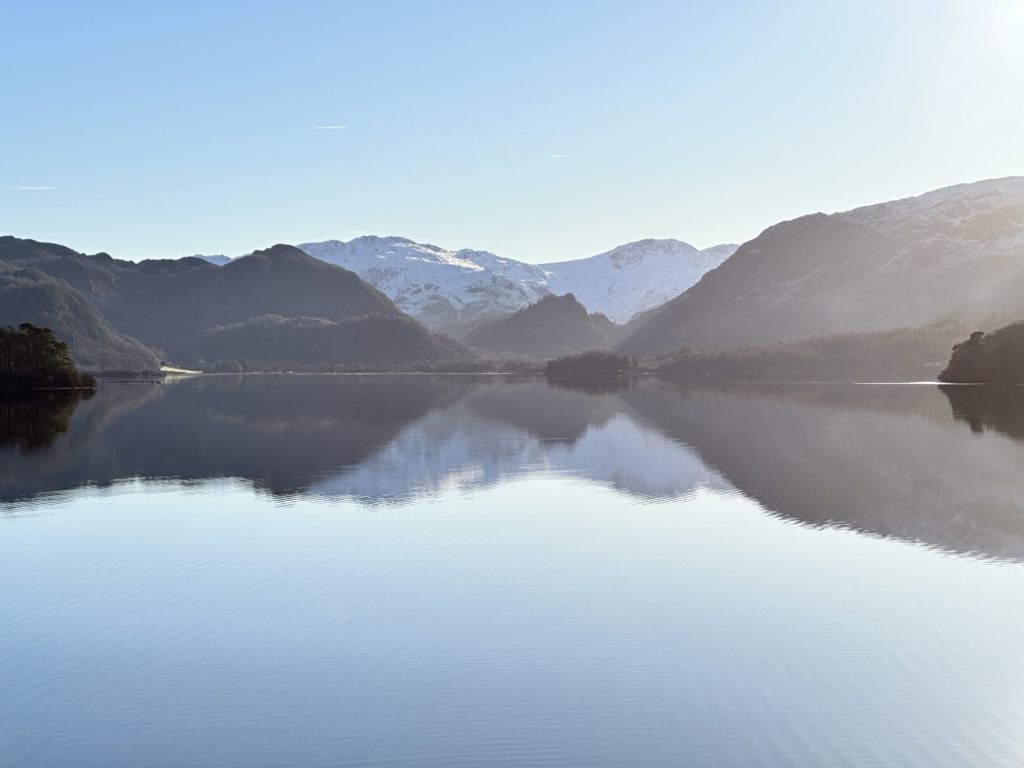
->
(81, 369, 973, 387)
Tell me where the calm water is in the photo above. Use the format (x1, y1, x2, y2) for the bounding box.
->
(2, 375, 1024, 767)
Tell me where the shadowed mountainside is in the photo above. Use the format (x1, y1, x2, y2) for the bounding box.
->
(0, 237, 473, 369)
(464, 293, 618, 359)
(103, 244, 402, 357)
(618, 178, 1024, 358)
(0, 263, 159, 370)
(199, 314, 468, 369)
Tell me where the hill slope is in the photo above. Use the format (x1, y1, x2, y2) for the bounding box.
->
(464, 293, 617, 359)
(618, 177, 1024, 357)
(0, 264, 159, 370)
(200, 314, 468, 369)
(651, 320, 966, 383)
(0, 237, 470, 368)
(103, 244, 403, 356)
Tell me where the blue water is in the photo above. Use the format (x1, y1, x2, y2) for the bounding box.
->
(2, 376, 1023, 766)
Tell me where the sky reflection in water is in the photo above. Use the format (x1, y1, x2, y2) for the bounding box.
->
(2, 376, 1024, 767)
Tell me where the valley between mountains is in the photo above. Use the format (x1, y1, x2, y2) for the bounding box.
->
(3, 176, 1024, 381)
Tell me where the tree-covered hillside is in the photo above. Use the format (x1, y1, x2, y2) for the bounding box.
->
(652, 320, 967, 382)
(0, 266, 159, 371)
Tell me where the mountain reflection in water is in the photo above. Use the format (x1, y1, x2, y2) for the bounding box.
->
(3, 375, 1024, 561)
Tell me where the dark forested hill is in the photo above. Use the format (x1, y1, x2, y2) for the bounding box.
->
(0, 237, 472, 369)
(464, 293, 617, 359)
(99, 244, 403, 356)
(0, 265, 160, 370)
(199, 314, 469, 369)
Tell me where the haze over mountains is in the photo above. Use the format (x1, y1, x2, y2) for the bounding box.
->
(4, 176, 1024, 377)
(618, 176, 1024, 357)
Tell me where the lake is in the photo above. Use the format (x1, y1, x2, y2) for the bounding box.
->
(2, 375, 1023, 767)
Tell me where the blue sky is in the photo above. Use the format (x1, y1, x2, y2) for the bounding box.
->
(2, 0, 1023, 262)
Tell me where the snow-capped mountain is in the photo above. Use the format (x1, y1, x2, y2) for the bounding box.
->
(298, 235, 735, 334)
(840, 176, 1024, 238)
(298, 236, 548, 336)
(538, 239, 736, 323)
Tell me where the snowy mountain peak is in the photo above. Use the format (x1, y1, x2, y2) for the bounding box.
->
(291, 234, 735, 332)
(538, 239, 737, 323)
(313, 236, 486, 271)
(186, 234, 734, 334)
(603, 239, 699, 269)
(298, 236, 547, 336)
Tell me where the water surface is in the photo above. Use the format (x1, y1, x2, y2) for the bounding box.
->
(2, 376, 1023, 766)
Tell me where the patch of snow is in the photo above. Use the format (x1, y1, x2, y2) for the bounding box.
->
(298, 236, 548, 334)
(539, 239, 737, 323)
(298, 235, 735, 331)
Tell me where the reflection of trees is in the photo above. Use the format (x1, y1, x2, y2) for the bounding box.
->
(544, 377, 633, 396)
(0, 390, 93, 452)
(940, 384, 1024, 440)
(0, 375, 470, 502)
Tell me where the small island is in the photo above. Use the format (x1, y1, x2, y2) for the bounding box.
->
(544, 350, 636, 379)
(0, 324, 97, 390)
(939, 324, 1024, 383)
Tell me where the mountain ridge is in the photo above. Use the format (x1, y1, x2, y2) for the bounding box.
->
(297, 235, 734, 332)
(0, 237, 472, 370)
(618, 176, 1024, 358)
